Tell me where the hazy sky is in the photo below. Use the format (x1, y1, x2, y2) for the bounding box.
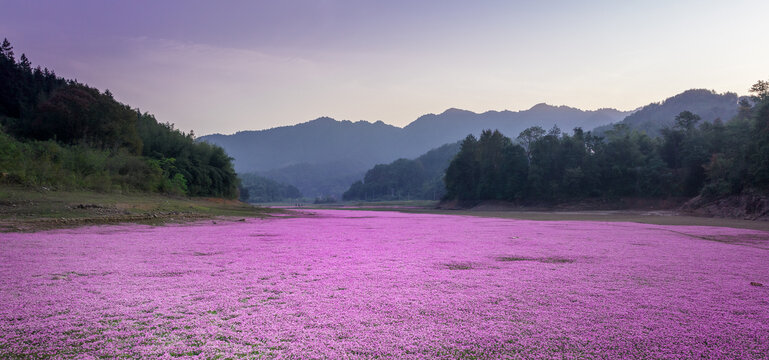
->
(2, 0, 767, 135)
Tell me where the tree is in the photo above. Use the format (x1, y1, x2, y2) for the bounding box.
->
(517, 126, 545, 162)
(750, 79, 769, 103)
(18, 53, 31, 72)
(501, 144, 529, 200)
(1, 38, 14, 63)
(674, 111, 701, 131)
(750, 102, 769, 186)
(547, 125, 561, 137)
(526, 126, 566, 199)
(737, 99, 753, 120)
(477, 130, 511, 199)
(445, 134, 480, 201)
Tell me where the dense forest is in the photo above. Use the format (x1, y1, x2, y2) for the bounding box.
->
(343, 143, 460, 201)
(443, 80, 769, 204)
(0, 38, 238, 198)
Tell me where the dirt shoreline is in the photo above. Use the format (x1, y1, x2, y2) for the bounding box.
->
(5, 185, 768, 233)
(0, 186, 278, 232)
(0, 212, 216, 232)
(307, 199, 769, 232)
(425, 209, 769, 232)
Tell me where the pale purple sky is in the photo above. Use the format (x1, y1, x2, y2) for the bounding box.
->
(2, 0, 767, 135)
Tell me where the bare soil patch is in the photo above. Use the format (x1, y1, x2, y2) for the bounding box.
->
(682, 191, 769, 220)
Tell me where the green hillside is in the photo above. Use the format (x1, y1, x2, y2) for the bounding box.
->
(343, 142, 461, 201)
(0, 38, 238, 198)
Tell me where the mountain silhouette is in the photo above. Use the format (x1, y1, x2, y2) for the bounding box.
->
(200, 104, 629, 197)
(201, 90, 747, 198)
(593, 89, 740, 135)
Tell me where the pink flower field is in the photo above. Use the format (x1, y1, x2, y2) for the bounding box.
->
(1, 210, 768, 359)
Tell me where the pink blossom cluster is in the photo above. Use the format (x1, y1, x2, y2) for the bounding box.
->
(1, 210, 768, 359)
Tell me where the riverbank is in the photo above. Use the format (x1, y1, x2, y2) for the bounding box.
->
(295, 199, 769, 232)
(0, 185, 279, 232)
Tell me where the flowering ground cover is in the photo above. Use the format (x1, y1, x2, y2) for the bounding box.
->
(1, 210, 768, 359)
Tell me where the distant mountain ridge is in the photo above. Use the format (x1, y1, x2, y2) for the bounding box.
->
(200, 117, 402, 174)
(200, 104, 629, 197)
(399, 105, 628, 150)
(593, 89, 740, 135)
(200, 89, 748, 198)
(202, 104, 629, 173)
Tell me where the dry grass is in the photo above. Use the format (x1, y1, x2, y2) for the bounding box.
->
(0, 185, 280, 232)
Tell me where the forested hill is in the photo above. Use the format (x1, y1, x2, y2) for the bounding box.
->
(0, 38, 238, 198)
(443, 80, 769, 205)
(201, 118, 402, 175)
(593, 89, 741, 135)
(343, 142, 461, 201)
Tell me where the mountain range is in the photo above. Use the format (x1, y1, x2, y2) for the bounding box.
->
(199, 89, 740, 198)
(200, 104, 629, 197)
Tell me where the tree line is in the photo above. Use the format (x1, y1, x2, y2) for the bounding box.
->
(444, 80, 769, 203)
(0, 38, 238, 197)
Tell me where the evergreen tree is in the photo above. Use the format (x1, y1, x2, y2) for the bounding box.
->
(18, 53, 31, 72)
(445, 135, 480, 201)
(1, 38, 14, 63)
